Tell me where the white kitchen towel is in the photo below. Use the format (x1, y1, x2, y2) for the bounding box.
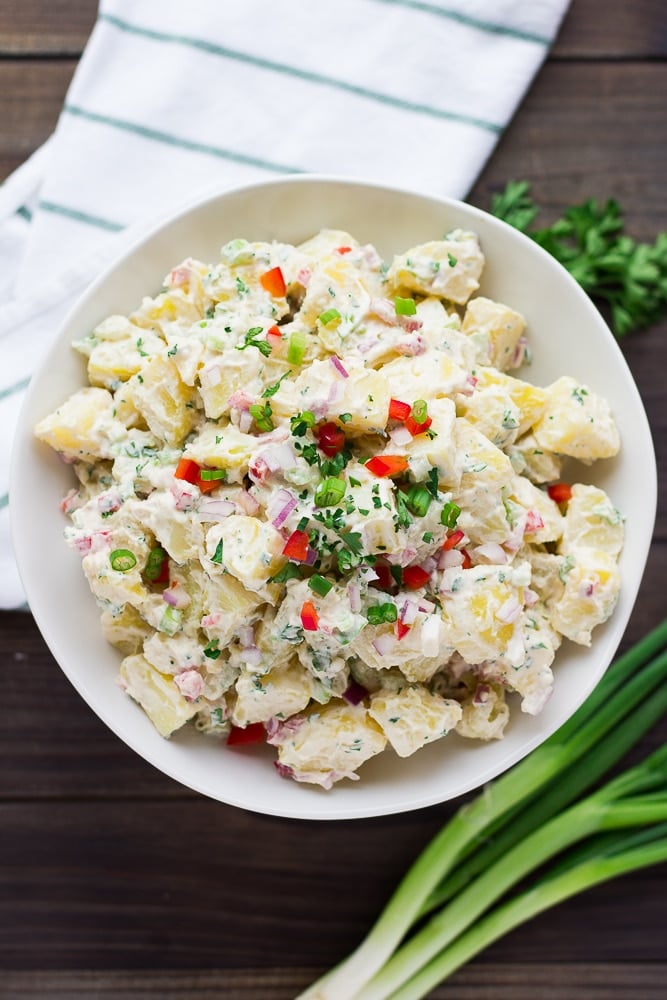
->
(0, 0, 570, 608)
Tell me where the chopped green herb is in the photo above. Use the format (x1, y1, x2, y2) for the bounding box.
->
(339, 412, 353, 424)
(367, 602, 398, 625)
(422, 531, 434, 543)
(270, 562, 302, 583)
(249, 401, 274, 432)
(395, 296, 417, 316)
(261, 370, 292, 398)
(199, 468, 227, 482)
(441, 501, 461, 530)
(287, 330, 307, 365)
(319, 308, 342, 325)
(315, 477, 347, 508)
(309, 575, 333, 597)
(290, 410, 316, 437)
(236, 327, 271, 357)
(447, 252, 458, 267)
(426, 467, 440, 499)
(203, 639, 221, 660)
(211, 539, 224, 564)
(109, 548, 137, 572)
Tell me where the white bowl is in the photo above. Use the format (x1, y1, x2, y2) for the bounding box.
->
(11, 176, 656, 820)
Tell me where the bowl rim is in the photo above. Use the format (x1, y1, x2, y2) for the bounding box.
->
(11, 173, 657, 819)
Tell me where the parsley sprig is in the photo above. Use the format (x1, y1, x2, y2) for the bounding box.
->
(490, 180, 667, 337)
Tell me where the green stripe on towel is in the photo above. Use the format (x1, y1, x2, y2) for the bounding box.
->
(0, 376, 30, 403)
(63, 104, 305, 172)
(374, 0, 551, 46)
(38, 200, 125, 232)
(99, 11, 502, 133)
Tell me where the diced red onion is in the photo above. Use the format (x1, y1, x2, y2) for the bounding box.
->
(387, 547, 417, 567)
(398, 316, 423, 334)
(418, 598, 436, 614)
(347, 583, 361, 613)
(261, 442, 296, 472)
(241, 646, 263, 667)
(270, 489, 298, 529)
(296, 267, 311, 287)
(421, 615, 441, 657)
(372, 633, 395, 657)
(369, 297, 397, 324)
(525, 509, 545, 534)
(237, 489, 260, 515)
(304, 546, 318, 566)
(330, 355, 349, 379)
(163, 586, 189, 609)
(201, 363, 222, 388)
(524, 588, 539, 607)
(238, 626, 255, 648)
(396, 333, 426, 355)
(438, 547, 463, 570)
(473, 683, 491, 706)
(579, 582, 596, 598)
(201, 612, 221, 628)
(171, 481, 197, 511)
(168, 265, 191, 289)
(174, 669, 203, 701)
(399, 599, 418, 626)
(274, 761, 295, 779)
(495, 596, 522, 624)
(472, 542, 508, 564)
(342, 681, 369, 705)
(327, 381, 344, 406)
(420, 556, 438, 575)
(197, 499, 235, 521)
(389, 425, 413, 447)
(506, 629, 526, 667)
(239, 410, 253, 433)
(89, 530, 112, 553)
(73, 534, 92, 554)
(228, 390, 253, 411)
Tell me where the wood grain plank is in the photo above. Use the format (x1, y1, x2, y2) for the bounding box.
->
(0, 60, 76, 179)
(4, 965, 667, 999)
(1, 800, 665, 973)
(0, 1, 96, 55)
(0, 0, 665, 59)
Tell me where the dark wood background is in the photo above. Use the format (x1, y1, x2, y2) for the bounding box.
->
(1, 2, 665, 997)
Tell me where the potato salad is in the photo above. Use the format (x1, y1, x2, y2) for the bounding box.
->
(35, 228, 623, 789)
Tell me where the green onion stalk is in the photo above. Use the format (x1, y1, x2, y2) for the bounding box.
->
(296, 619, 667, 1000)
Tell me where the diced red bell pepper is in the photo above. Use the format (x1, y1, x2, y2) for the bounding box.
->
(443, 529, 465, 551)
(317, 421, 346, 457)
(405, 414, 433, 436)
(300, 600, 319, 631)
(370, 562, 394, 592)
(388, 398, 412, 421)
(365, 455, 409, 478)
(174, 458, 221, 494)
(336, 246, 353, 254)
(402, 566, 431, 590)
(260, 266, 286, 297)
(460, 548, 472, 570)
(174, 457, 200, 484)
(227, 722, 266, 746)
(266, 325, 283, 351)
(282, 530, 310, 562)
(547, 482, 573, 505)
(395, 621, 410, 640)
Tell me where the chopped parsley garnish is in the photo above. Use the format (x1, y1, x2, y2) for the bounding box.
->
(270, 562, 302, 583)
(447, 252, 458, 267)
(426, 467, 440, 499)
(236, 327, 271, 357)
(261, 371, 292, 397)
(422, 531, 434, 543)
(339, 412, 353, 424)
(211, 540, 224, 564)
(395, 491, 413, 529)
(290, 410, 316, 437)
(203, 639, 221, 660)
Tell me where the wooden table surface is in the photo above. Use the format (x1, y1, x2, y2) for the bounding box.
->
(1, 2, 666, 997)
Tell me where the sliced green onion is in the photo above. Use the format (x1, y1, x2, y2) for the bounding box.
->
(411, 399, 428, 425)
(290, 410, 316, 437)
(319, 308, 342, 326)
(395, 297, 417, 316)
(144, 546, 167, 581)
(314, 477, 346, 507)
(309, 575, 333, 597)
(199, 468, 227, 481)
(339, 413, 353, 424)
(288, 330, 307, 365)
(249, 401, 274, 432)
(159, 605, 182, 635)
(366, 603, 398, 625)
(109, 548, 137, 572)
(440, 501, 461, 530)
(406, 485, 432, 518)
